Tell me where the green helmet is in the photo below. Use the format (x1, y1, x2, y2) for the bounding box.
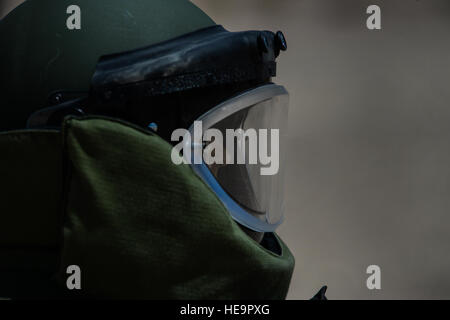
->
(0, 0, 214, 130)
(0, 0, 298, 300)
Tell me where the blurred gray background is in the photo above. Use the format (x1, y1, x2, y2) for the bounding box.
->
(2, 0, 450, 300)
(192, 0, 450, 299)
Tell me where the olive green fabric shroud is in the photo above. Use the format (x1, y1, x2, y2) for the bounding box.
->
(59, 117, 294, 299)
(0, 130, 62, 248)
(0, 117, 294, 299)
(0, 130, 62, 298)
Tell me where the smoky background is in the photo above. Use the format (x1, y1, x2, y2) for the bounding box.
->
(192, 0, 450, 299)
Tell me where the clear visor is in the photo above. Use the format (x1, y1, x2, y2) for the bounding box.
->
(186, 84, 289, 232)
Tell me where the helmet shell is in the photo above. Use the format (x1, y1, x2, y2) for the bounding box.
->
(0, 0, 215, 130)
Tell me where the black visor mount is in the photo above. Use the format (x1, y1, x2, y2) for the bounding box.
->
(90, 25, 287, 102)
(28, 25, 287, 130)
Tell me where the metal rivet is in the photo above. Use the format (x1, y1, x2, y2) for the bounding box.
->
(50, 93, 63, 105)
(148, 122, 158, 132)
(75, 108, 85, 115)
